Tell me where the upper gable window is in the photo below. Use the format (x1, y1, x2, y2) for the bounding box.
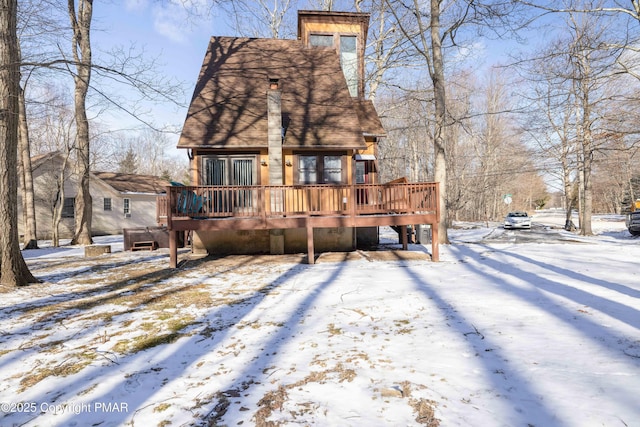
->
(309, 34, 334, 48)
(340, 35, 358, 97)
(309, 33, 359, 97)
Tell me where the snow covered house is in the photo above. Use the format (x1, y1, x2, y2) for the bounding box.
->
(158, 10, 440, 267)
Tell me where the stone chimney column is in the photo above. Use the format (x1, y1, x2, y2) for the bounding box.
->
(267, 79, 283, 185)
(267, 79, 285, 255)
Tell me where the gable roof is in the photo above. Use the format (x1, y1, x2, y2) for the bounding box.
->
(30, 152, 172, 195)
(178, 37, 373, 151)
(31, 151, 65, 169)
(93, 172, 171, 195)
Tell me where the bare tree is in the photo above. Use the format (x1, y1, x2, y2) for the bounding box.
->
(51, 150, 72, 247)
(520, 36, 580, 229)
(0, 0, 38, 289)
(221, 0, 296, 38)
(364, 0, 411, 102)
(378, 87, 435, 183)
(18, 83, 39, 249)
(67, 0, 93, 245)
(518, 0, 640, 22)
(565, 7, 627, 234)
(517, 1, 637, 232)
(382, 0, 451, 243)
(17, 0, 185, 247)
(384, 0, 515, 241)
(27, 86, 77, 246)
(591, 134, 636, 213)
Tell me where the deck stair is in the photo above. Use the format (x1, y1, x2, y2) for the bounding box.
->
(131, 240, 157, 251)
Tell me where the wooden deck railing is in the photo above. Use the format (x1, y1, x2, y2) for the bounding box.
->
(157, 181, 440, 267)
(157, 182, 438, 223)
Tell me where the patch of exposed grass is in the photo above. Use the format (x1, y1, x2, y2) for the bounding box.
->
(336, 364, 357, 383)
(326, 323, 342, 336)
(140, 321, 158, 331)
(120, 319, 135, 328)
(394, 319, 415, 334)
(154, 403, 171, 412)
(19, 351, 97, 392)
(254, 385, 288, 426)
(76, 311, 117, 324)
(112, 339, 130, 354)
(129, 332, 182, 353)
(166, 317, 196, 333)
(237, 320, 284, 331)
(115, 315, 196, 354)
(145, 285, 213, 311)
(78, 383, 99, 396)
(411, 398, 440, 426)
(344, 350, 371, 366)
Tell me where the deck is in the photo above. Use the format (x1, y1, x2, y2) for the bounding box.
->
(157, 182, 440, 267)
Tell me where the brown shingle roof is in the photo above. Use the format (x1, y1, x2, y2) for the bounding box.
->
(353, 99, 386, 137)
(93, 172, 171, 195)
(178, 37, 372, 150)
(31, 151, 64, 169)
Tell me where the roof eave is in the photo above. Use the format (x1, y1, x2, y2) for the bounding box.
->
(363, 132, 386, 138)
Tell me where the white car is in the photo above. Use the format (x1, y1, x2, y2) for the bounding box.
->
(504, 211, 531, 229)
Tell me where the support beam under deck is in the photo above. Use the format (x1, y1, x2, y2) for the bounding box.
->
(306, 222, 315, 265)
(166, 212, 439, 268)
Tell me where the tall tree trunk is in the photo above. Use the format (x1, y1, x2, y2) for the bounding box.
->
(0, 0, 38, 290)
(52, 154, 70, 248)
(18, 85, 38, 249)
(581, 118, 594, 235)
(430, 0, 449, 243)
(68, 0, 93, 245)
(562, 153, 575, 231)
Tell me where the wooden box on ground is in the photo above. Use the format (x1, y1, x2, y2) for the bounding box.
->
(85, 245, 111, 257)
(123, 227, 184, 251)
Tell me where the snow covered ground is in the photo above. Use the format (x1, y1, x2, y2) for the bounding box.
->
(1, 211, 639, 426)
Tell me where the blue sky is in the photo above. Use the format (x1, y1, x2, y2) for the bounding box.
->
(94, 1, 219, 82)
(90, 1, 227, 159)
(86, 1, 547, 161)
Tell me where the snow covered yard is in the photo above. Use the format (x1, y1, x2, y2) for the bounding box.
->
(1, 213, 639, 426)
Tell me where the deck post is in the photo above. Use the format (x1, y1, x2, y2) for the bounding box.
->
(432, 183, 440, 262)
(169, 230, 178, 268)
(306, 222, 315, 264)
(431, 223, 439, 262)
(401, 225, 408, 250)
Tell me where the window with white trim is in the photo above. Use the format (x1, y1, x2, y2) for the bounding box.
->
(296, 154, 345, 184)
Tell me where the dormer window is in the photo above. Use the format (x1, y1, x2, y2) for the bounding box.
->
(309, 33, 358, 97)
(340, 35, 357, 97)
(309, 34, 333, 47)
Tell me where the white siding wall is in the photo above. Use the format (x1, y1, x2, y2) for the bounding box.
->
(18, 157, 163, 240)
(91, 183, 160, 235)
(18, 157, 77, 240)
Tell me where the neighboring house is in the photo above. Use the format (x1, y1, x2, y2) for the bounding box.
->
(19, 152, 171, 240)
(91, 171, 172, 236)
(159, 10, 440, 267)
